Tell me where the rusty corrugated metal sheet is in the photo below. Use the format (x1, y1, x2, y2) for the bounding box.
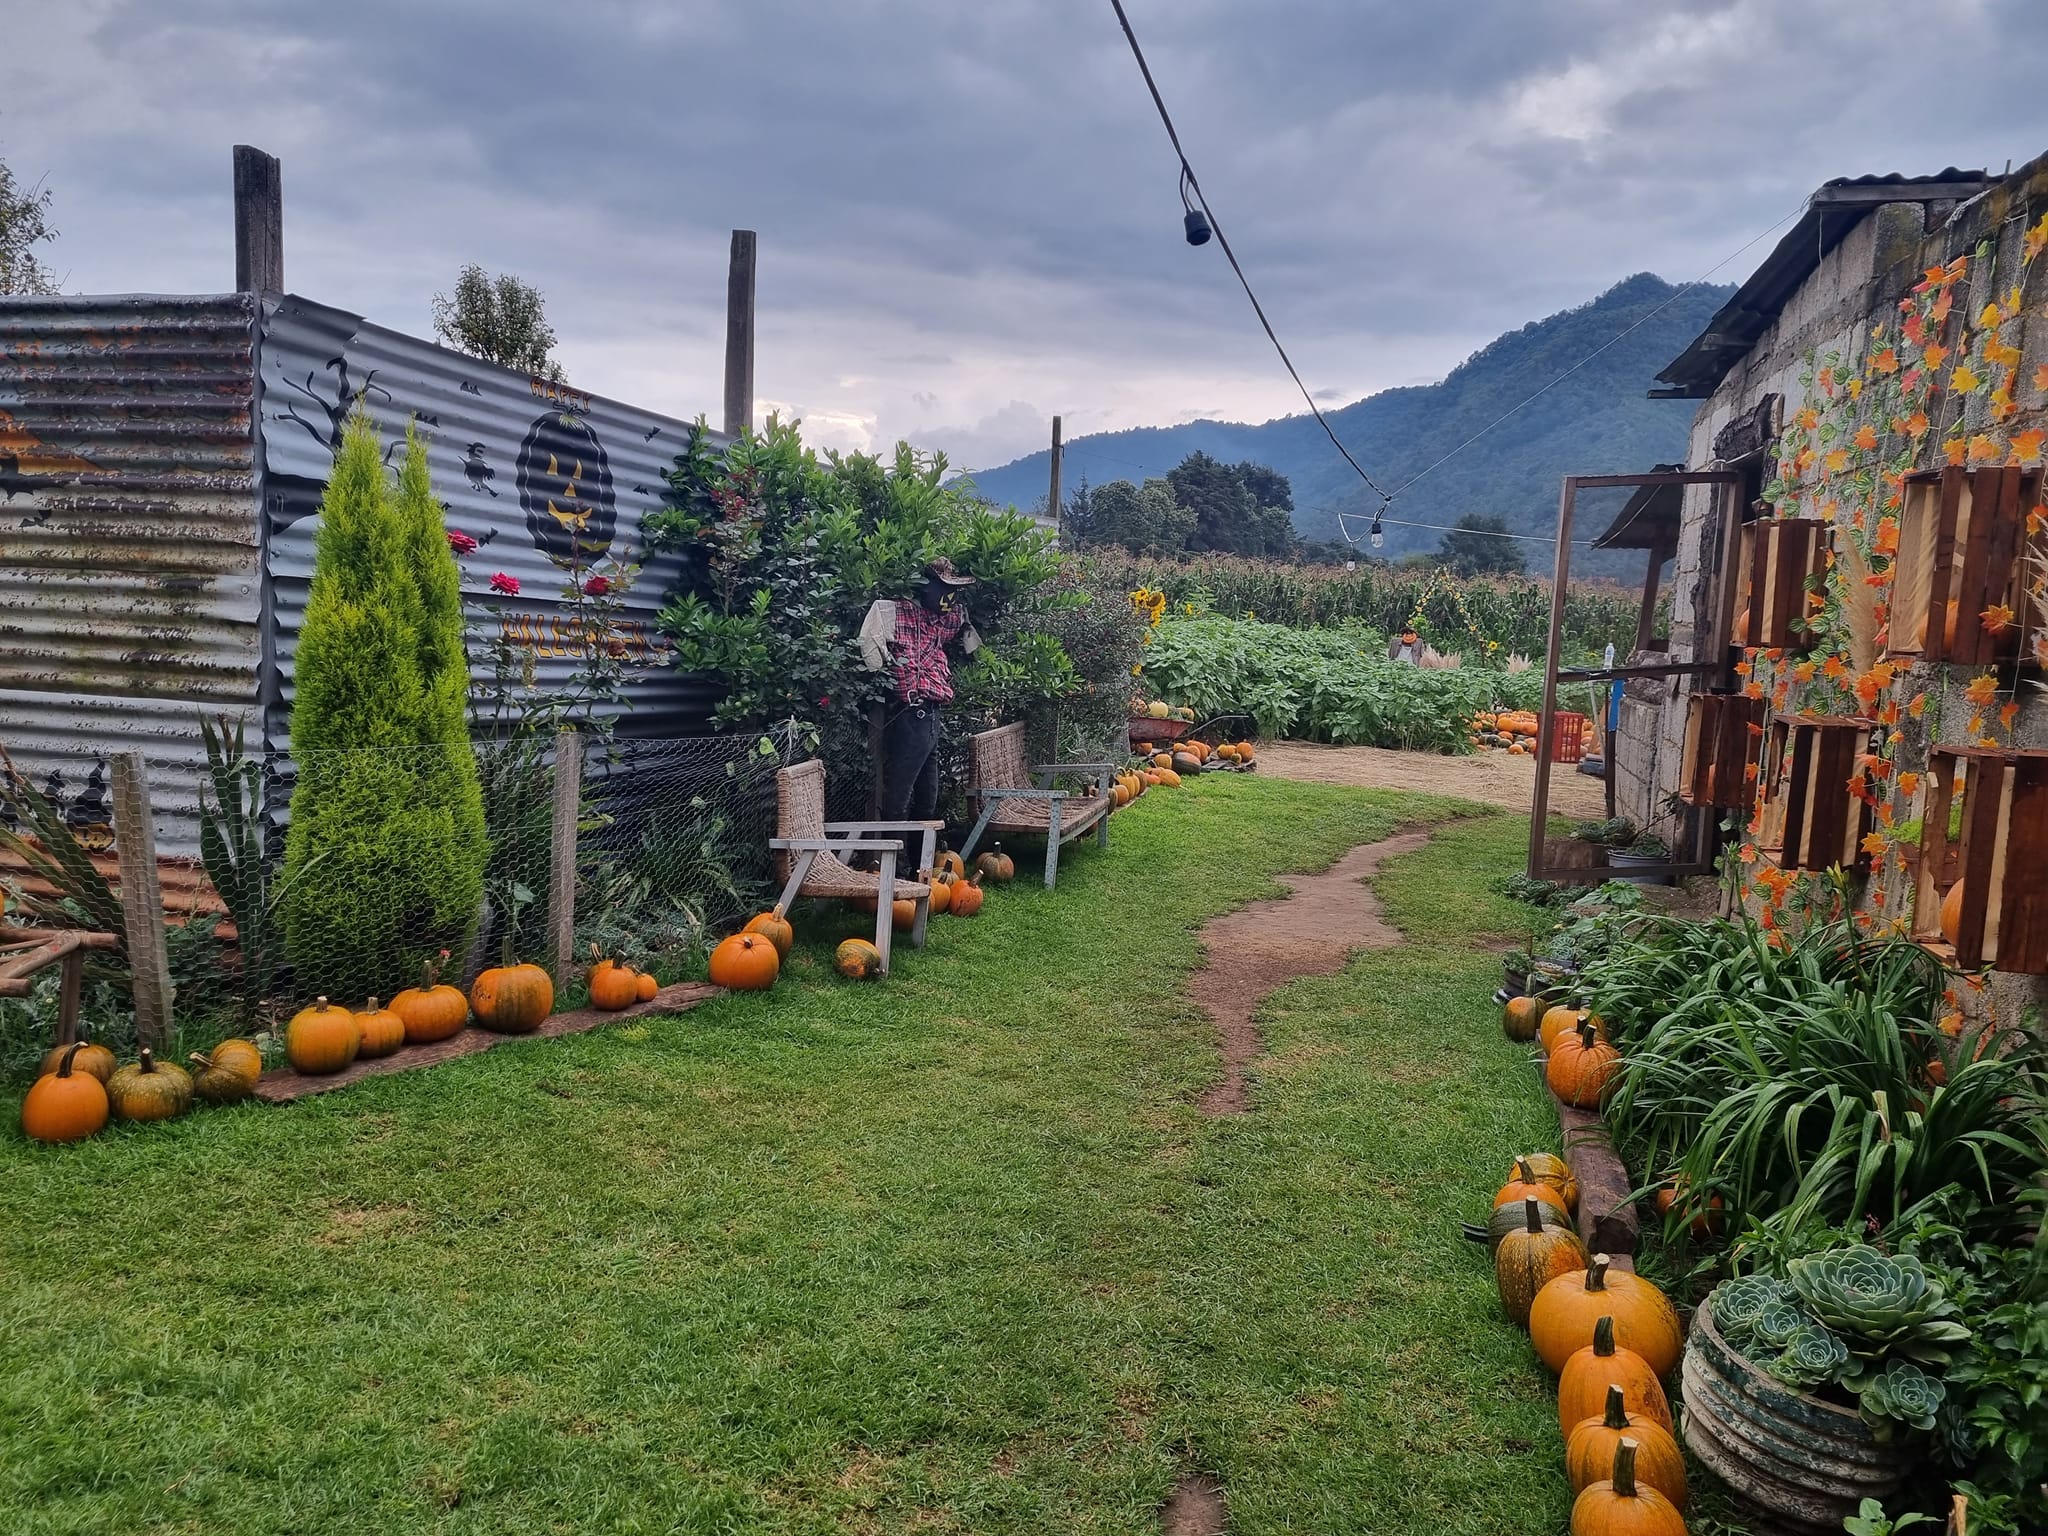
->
(0, 292, 262, 859)
(258, 295, 723, 747)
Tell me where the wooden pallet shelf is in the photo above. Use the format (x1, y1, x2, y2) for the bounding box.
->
(1757, 715, 1877, 872)
(1910, 748, 2048, 974)
(1887, 466, 2043, 667)
(1731, 518, 1830, 651)
(1679, 692, 1765, 810)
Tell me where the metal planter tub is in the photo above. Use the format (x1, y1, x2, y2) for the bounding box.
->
(1681, 1299, 1905, 1533)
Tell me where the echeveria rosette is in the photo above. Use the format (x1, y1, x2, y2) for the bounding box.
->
(1712, 1273, 1799, 1352)
(1751, 1295, 1814, 1350)
(1854, 1358, 1947, 1438)
(1769, 1322, 1851, 1391)
(1787, 1246, 1971, 1365)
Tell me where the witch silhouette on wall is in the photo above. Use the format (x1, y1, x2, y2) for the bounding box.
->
(516, 409, 615, 565)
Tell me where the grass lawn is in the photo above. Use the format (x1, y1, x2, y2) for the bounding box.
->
(0, 775, 1573, 1535)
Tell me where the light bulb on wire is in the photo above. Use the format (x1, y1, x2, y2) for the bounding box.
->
(1368, 511, 1385, 550)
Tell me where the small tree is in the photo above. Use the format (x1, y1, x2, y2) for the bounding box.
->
(0, 155, 58, 296)
(282, 411, 486, 996)
(431, 264, 565, 379)
(1438, 513, 1527, 578)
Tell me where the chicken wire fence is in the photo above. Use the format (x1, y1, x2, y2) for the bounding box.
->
(0, 726, 787, 1058)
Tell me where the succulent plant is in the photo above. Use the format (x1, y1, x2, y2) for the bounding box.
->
(1751, 1295, 1812, 1350)
(1854, 1357, 1947, 1436)
(1787, 1246, 1971, 1365)
(1769, 1322, 1851, 1390)
(1712, 1273, 1799, 1350)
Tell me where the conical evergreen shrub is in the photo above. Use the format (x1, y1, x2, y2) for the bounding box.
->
(281, 410, 486, 996)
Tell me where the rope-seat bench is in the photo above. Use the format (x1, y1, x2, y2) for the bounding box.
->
(769, 759, 940, 976)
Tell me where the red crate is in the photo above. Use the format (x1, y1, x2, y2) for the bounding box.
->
(1550, 712, 1587, 764)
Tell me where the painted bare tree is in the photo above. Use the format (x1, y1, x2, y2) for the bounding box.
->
(430, 264, 566, 380)
(0, 154, 58, 296)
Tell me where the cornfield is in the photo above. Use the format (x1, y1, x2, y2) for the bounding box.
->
(1082, 552, 1640, 660)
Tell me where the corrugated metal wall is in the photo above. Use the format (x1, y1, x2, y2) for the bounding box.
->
(258, 295, 724, 748)
(0, 292, 262, 861)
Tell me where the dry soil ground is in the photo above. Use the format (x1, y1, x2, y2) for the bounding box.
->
(1253, 739, 1609, 819)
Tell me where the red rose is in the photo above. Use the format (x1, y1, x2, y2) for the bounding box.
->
(583, 575, 611, 596)
(489, 572, 520, 596)
(447, 529, 478, 555)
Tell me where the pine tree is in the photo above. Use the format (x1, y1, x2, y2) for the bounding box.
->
(282, 410, 486, 996)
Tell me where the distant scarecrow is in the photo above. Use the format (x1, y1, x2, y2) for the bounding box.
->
(858, 558, 981, 821)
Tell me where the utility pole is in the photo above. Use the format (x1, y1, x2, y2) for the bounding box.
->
(723, 230, 757, 439)
(1047, 415, 1063, 540)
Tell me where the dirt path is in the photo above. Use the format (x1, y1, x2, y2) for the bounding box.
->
(1254, 740, 1608, 819)
(1189, 829, 1432, 1116)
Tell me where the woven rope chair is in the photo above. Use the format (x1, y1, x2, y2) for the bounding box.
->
(767, 759, 940, 975)
(959, 723, 1114, 889)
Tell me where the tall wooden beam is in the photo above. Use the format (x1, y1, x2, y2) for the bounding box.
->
(111, 752, 174, 1048)
(723, 230, 757, 439)
(1047, 416, 1063, 535)
(232, 145, 283, 293)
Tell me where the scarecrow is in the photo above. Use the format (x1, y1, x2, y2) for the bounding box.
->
(858, 558, 981, 820)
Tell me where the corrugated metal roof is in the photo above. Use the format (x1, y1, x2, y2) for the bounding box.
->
(1653, 168, 1994, 400)
(258, 295, 725, 747)
(0, 292, 263, 860)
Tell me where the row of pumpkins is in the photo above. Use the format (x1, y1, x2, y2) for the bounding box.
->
(1504, 996, 1622, 1109)
(1484, 1154, 1693, 1535)
(1469, 709, 1545, 754)
(1131, 737, 1258, 778)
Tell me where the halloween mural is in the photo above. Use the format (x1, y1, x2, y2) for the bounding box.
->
(258, 295, 707, 739)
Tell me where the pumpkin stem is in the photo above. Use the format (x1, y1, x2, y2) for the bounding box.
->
(1611, 1437, 1638, 1500)
(1602, 1383, 1628, 1431)
(137, 1045, 156, 1073)
(1515, 1155, 1535, 1183)
(55, 1041, 83, 1078)
(189, 1051, 213, 1072)
(1522, 1196, 1544, 1234)
(1592, 1314, 1616, 1357)
(367, 996, 381, 1012)
(771, 905, 786, 920)
(1576, 1019, 1595, 1049)
(1586, 1254, 1610, 1292)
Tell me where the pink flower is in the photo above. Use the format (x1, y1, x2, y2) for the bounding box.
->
(447, 529, 478, 555)
(582, 575, 612, 596)
(818, 695, 831, 708)
(489, 572, 520, 596)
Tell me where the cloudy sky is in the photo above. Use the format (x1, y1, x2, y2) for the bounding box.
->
(6, 0, 2042, 472)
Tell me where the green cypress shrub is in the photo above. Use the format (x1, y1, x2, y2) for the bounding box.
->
(281, 410, 486, 997)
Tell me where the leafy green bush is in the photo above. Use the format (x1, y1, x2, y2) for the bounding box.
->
(1133, 614, 1545, 751)
(282, 414, 486, 997)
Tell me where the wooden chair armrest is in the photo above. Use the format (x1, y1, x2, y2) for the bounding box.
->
(973, 786, 1069, 801)
(768, 836, 907, 852)
(824, 819, 946, 833)
(1034, 761, 1116, 773)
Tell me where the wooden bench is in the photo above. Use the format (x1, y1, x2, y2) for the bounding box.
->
(960, 723, 1113, 889)
(768, 759, 940, 976)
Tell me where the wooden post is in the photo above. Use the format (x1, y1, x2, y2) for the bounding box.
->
(548, 728, 581, 985)
(1047, 415, 1063, 536)
(1528, 479, 1576, 875)
(723, 229, 756, 439)
(110, 752, 174, 1048)
(232, 145, 283, 294)
(56, 949, 83, 1046)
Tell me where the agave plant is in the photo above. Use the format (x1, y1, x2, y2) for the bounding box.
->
(1857, 1358, 1947, 1436)
(1788, 1246, 1971, 1367)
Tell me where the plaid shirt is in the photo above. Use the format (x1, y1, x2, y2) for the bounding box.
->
(890, 599, 968, 703)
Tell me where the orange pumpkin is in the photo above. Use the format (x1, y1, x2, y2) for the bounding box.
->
(354, 997, 408, 1059)
(1653, 1181, 1726, 1240)
(927, 875, 953, 915)
(1567, 1386, 1687, 1507)
(1511, 1151, 1579, 1214)
(935, 848, 966, 880)
(391, 956, 469, 1044)
(188, 1038, 264, 1104)
(1548, 1020, 1622, 1108)
(107, 1047, 193, 1120)
(1155, 768, 1182, 787)
(635, 971, 659, 1003)
(588, 957, 640, 1011)
(977, 846, 1015, 881)
(709, 932, 780, 990)
(38, 1040, 115, 1083)
(1531, 1254, 1682, 1377)
(1234, 740, 1254, 760)
(1940, 879, 1967, 945)
(1569, 1436, 1686, 1536)
(1502, 995, 1544, 1042)
(1539, 1004, 1600, 1054)
(1151, 752, 1174, 769)
(743, 906, 795, 958)
(1494, 1156, 1572, 1224)
(949, 875, 985, 917)
(1495, 1197, 1589, 1327)
(890, 896, 921, 932)
(834, 937, 882, 980)
(285, 997, 361, 1075)
(1558, 1316, 1673, 1438)
(21, 1042, 110, 1144)
(471, 959, 554, 1034)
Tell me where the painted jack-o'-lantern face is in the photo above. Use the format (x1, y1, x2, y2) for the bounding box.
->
(516, 410, 616, 565)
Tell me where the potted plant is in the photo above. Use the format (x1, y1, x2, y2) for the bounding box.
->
(1682, 1249, 1969, 1531)
(1607, 833, 1672, 884)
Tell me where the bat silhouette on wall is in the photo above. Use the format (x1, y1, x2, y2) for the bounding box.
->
(641, 425, 660, 442)
(460, 380, 483, 396)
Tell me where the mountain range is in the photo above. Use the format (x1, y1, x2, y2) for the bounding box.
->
(958, 273, 1733, 578)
